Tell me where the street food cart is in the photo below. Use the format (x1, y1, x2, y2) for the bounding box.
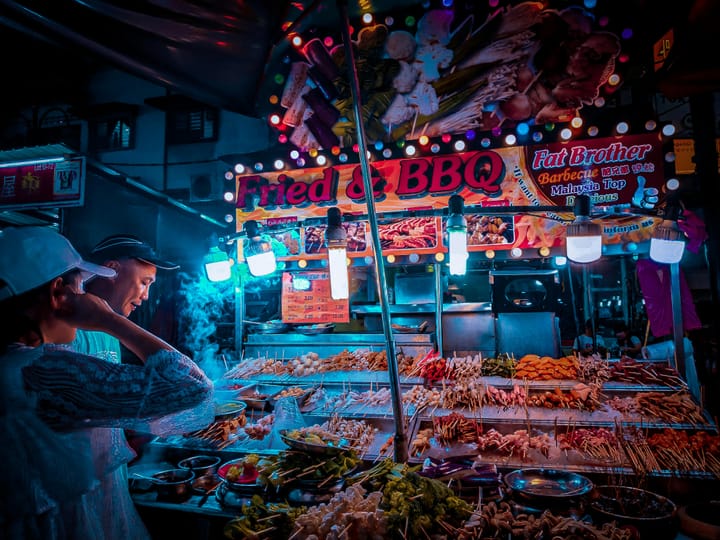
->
(130, 1, 717, 537)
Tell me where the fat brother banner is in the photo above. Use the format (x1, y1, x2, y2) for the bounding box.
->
(233, 133, 666, 259)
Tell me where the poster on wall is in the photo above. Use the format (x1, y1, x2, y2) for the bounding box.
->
(0, 157, 86, 210)
(234, 133, 666, 260)
(281, 271, 350, 324)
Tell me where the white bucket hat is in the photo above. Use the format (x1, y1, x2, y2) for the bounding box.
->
(0, 226, 116, 301)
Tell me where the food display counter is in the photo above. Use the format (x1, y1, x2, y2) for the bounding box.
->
(138, 347, 720, 483)
(130, 346, 719, 540)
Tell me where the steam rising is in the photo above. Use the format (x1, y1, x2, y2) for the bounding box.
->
(177, 271, 234, 381)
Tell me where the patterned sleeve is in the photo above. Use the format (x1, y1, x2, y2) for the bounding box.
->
(23, 347, 214, 436)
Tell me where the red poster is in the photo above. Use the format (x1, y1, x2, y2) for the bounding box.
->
(0, 157, 85, 210)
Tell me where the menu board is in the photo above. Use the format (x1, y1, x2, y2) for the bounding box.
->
(281, 271, 350, 324)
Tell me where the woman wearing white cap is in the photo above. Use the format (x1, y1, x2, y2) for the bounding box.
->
(0, 227, 214, 540)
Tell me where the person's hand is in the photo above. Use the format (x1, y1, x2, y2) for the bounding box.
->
(56, 288, 117, 330)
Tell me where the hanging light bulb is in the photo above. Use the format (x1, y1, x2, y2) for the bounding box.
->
(566, 194, 602, 263)
(326, 207, 349, 299)
(447, 194, 468, 275)
(243, 220, 277, 276)
(203, 246, 232, 282)
(650, 200, 686, 264)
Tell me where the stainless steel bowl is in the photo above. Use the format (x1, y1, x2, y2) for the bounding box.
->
(590, 485, 677, 540)
(504, 468, 594, 506)
(177, 455, 221, 477)
(152, 468, 195, 500)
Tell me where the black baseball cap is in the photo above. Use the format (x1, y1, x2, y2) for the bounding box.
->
(89, 234, 180, 270)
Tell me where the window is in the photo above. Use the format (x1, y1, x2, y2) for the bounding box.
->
(166, 107, 218, 145)
(90, 116, 135, 152)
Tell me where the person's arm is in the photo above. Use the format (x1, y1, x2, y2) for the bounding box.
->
(23, 346, 213, 434)
(28, 289, 214, 435)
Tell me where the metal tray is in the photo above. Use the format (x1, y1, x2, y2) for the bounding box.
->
(245, 320, 289, 334)
(504, 468, 594, 501)
(293, 323, 335, 335)
(279, 428, 349, 456)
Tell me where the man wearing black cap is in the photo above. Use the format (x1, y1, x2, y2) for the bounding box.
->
(85, 234, 180, 319)
(69, 234, 180, 540)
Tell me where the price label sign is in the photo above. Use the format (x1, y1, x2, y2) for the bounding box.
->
(281, 271, 350, 324)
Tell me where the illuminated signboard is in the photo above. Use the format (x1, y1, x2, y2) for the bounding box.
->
(0, 157, 86, 210)
(234, 134, 667, 259)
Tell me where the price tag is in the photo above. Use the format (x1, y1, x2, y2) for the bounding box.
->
(281, 271, 350, 324)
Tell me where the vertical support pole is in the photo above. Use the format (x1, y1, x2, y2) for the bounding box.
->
(336, 0, 406, 462)
(235, 274, 245, 362)
(567, 264, 580, 339)
(434, 264, 443, 356)
(620, 257, 630, 324)
(583, 265, 598, 351)
(670, 262, 685, 374)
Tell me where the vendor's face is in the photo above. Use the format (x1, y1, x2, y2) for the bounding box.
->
(107, 258, 157, 317)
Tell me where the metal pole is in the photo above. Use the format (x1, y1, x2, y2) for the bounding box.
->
(235, 274, 245, 361)
(336, 0, 406, 461)
(582, 265, 597, 351)
(670, 262, 685, 374)
(434, 264, 443, 356)
(620, 257, 629, 324)
(567, 264, 580, 340)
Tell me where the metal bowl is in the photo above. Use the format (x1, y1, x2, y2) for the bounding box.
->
(177, 455, 221, 477)
(678, 501, 720, 540)
(214, 400, 247, 421)
(152, 468, 195, 501)
(590, 485, 677, 539)
(504, 468, 593, 505)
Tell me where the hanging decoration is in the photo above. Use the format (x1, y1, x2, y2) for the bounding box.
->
(268, 1, 626, 154)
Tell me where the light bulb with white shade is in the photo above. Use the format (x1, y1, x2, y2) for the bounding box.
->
(244, 220, 277, 277)
(326, 207, 349, 299)
(447, 194, 468, 276)
(650, 219, 685, 264)
(203, 246, 232, 282)
(566, 194, 602, 263)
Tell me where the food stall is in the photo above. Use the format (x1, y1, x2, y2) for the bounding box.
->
(130, 1, 718, 537)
